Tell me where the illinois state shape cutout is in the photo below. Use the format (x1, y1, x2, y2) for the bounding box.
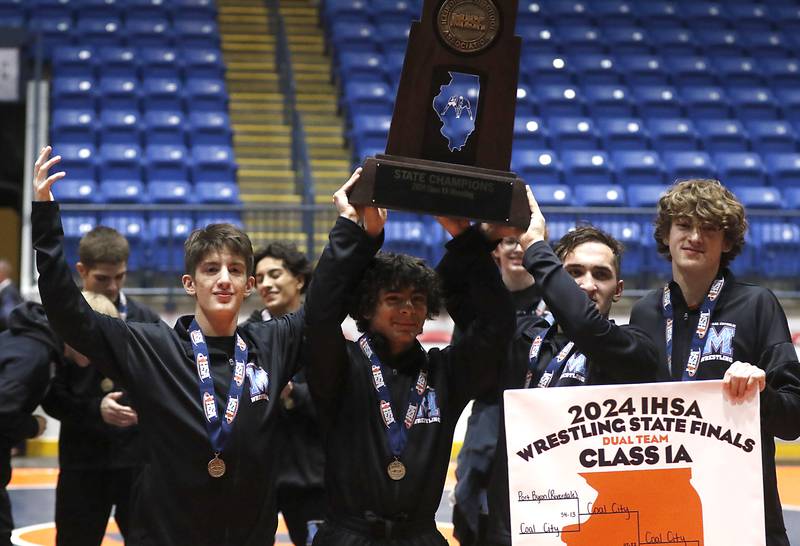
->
(432, 71, 480, 151)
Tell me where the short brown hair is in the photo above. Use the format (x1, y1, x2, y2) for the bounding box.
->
(78, 226, 129, 268)
(554, 225, 625, 278)
(654, 179, 747, 268)
(184, 223, 254, 277)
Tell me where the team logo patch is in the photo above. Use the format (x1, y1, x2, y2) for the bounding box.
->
(708, 279, 724, 302)
(380, 400, 395, 427)
(414, 388, 441, 424)
(701, 322, 736, 363)
(697, 310, 710, 339)
(196, 353, 210, 381)
(236, 335, 247, 352)
(529, 335, 543, 359)
(415, 371, 428, 395)
(203, 392, 217, 422)
(246, 363, 269, 402)
(359, 337, 373, 358)
(371, 365, 385, 390)
(687, 349, 701, 377)
(225, 396, 239, 424)
(233, 361, 245, 387)
(404, 403, 419, 429)
(190, 330, 204, 346)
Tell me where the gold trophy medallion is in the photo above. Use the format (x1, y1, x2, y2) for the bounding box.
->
(437, 0, 499, 54)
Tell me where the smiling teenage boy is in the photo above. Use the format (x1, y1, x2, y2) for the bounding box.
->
(630, 179, 800, 546)
(31, 146, 315, 546)
(305, 169, 515, 545)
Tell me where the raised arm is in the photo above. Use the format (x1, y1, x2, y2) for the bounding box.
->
(305, 170, 384, 415)
(519, 188, 658, 382)
(32, 146, 129, 382)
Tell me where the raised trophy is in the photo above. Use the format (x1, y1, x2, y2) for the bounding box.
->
(349, 0, 530, 227)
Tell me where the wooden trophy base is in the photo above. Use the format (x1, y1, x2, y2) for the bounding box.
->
(349, 155, 530, 228)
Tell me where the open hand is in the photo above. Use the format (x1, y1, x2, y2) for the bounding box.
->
(518, 186, 546, 250)
(100, 392, 139, 428)
(33, 146, 66, 202)
(333, 168, 387, 238)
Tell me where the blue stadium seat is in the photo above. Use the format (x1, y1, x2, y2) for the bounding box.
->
(0, 3, 23, 28)
(771, 4, 800, 34)
(648, 26, 695, 56)
(665, 56, 717, 87)
(99, 144, 142, 181)
(122, 0, 173, 17)
(713, 152, 767, 186)
(761, 58, 800, 88)
(148, 213, 194, 273)
(593, 1, 637, 27)
(598, 118, 649, 150)
(510, 149, 562, 184)
(561, 150, 614, 185)
(188, 112, 232, 146)
(173, 18, 219, 49)
(195, 212, 243, 229)
(683, 2, 727, 31)
(753, 222, 800, 278)
(662, 151, 715, 181)
(62, 213, 98, 267)
(51, 180, 98, 203)
(569, 55, 621, 86)
(322, 0, 370, 25)
(53, 144, 97, 180)
(329, 22, 377, 53)
(627, 184, 667, 207)
(139, 47, 180, 79)
(513, 116, 548, 149)
(145, 144, 189, 182)
(603, 26, 650, 56)
(741, 31, 790, 59)
(99, 77, 140, 110)
(520, 55, 572, 86)
(783, 188, 800, 210)
(556, 25, 605, 56)
(680, 86, 730, 120)
(727, 87, 780, 121)
(632, 85, 682, 119)
(517, 24, 558, 55)
(183, 78, 227, 111)
(774, 88, 800, 122)
(74, 15, 123, 48)
(583, 85, 635, 117)
(612, 150, 665, 185)
(714, 57, 763, 88)
(763, 153, 800, 189)
(342, 82, 393, 116)
(530, 184, 572, 206)
(52, 46, 95, 78)
(125, 14, 171, 47)
(336, 52, 386, 85)
(350, 113, 391, 141)
(98, 109, 142, 144)
(696, 119, 749, 152)
(99, 213, 146, 270)
(371, 0, 420, 24)
(195, 181, 239, 204)
(29, 14, 73, 54)
(727, 3, 772, 33)
(515, 84, 536, 115)
(148, 180, 191, 204)
(168, 0, 217, 19)
(596, 220, 643, 275)
(97, 46, 138, 78)
(143, 77, 183, 111)
(695, 30, 745, 58)
(143, 110, 185, 145)
(531, 85, 584, 117)
(542, 0, 594, 26)
(74, 0, 121, 18)
(746, 121, 797, 154)
(617, 55, 670, 86)
(100, 180, 145, 204)
(375, 22, 410, 52)
(547, 117, 598, 150)
(382, 216, 428, 261)
(647, 118, 699, 151)
(51, 109, 97, 145)
(732, 186, 782, 209)
(181, 48, 225, 79)
(191, 145, 236, 183)
(572, 184, 626, 206)
(52, 77, 97, 110)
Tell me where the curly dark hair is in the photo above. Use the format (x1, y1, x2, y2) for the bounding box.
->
(253, 242, 313, 294)
(349, 252, 442, 333)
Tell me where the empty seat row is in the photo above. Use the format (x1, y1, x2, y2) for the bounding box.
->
(53, 46, 224, 79)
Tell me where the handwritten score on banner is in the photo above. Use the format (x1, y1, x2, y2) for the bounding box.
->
(504, 381, 764, 546)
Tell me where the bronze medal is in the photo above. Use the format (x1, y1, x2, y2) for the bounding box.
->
(100, 378, 114, 393)
(387, 459, 406, 481)
(207, 455, 226, 478)
(437, 0, 499, 54)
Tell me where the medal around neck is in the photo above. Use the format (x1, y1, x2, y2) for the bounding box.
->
(208, 454, 226, 478)
(387, 459, 407, 480)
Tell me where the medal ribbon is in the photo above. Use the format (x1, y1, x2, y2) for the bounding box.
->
(661, 276, 725, 381)
(189, 319, 248, 455)
(358, 335, 429, 459)
(526, 324, 581, 388)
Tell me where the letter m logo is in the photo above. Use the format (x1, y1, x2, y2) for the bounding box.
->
(703, 325, 735, 357)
